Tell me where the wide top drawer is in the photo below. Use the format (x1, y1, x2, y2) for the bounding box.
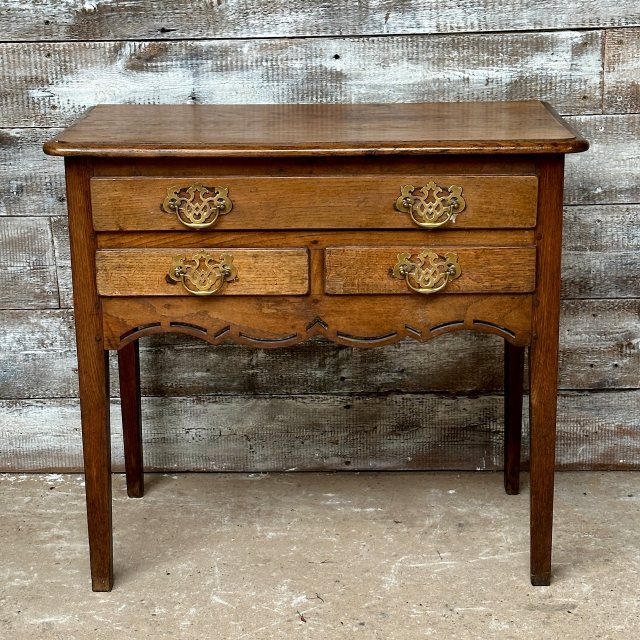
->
(90, 175, 538, 231)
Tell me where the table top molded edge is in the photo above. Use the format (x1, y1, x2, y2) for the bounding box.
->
(43, 101, 589, 158)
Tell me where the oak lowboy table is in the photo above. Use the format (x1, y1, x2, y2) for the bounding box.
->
(44, 102, 588, 591)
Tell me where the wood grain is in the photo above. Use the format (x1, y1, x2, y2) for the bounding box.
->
(564, 205, 640, 252)
(90, 175, 538, 231)
(604, 28, 640, 113)
(528, 155, 564, 584)
(51, 203, 640, 303)
(96, 229, 537, 250)
(96, 248, 310, 296)
(4, 32, 602, 128)
(0, 298, 637, 401)
(562, 205, 640, 299)
(2, 1, 638, 41)
(1, 0, 638, 478)
(131, 298, 637, 393)
(0, 310, 79, 399)
(565, 115, 640, 205)
(559, 299, 640, 391)
(504, 343, 525, 494)
(117, 340, 144, 498)
(5, 116, 638, 218)
(90, 155, 537, 178)
(2, 391, 639, 473)
(0, 217, 59, 309)
(50, 215, 73, 308)
(562, 253, 640, 299)
(325, 246, 536, 294)
(64, 157, 113, 591)
(0, 128, 66, 217)
(45, 102, 587, 156)
(100, 293, 534, 349)
(121, 299, 628, 392)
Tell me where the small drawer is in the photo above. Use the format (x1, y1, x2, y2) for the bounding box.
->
(90, 175, 538, 231)
(324, 246, 536, 295)
(96, 248, 309, 296)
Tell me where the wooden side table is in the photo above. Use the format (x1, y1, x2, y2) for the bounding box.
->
(44, 102, 588, 591)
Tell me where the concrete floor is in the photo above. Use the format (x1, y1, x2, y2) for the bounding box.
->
(1, 472, 639, 639)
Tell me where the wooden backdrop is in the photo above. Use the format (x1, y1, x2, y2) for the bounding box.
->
(0, 2, 638, 472)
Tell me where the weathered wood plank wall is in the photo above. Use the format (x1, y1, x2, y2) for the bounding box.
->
(0, 1, 638, 471)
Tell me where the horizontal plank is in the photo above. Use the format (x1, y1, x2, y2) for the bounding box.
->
(0, 310, 78, 399)
(1, 391, 638, 472)
(604, 28, 640, 114)
(563, 205, 640, 252)
(561, 204, 640, 298)
(565, 115, 640, 205)
(562, 252, 640, 299)
(50, 215, 72, 308)
(0, 31, 602, 127)
(0, 299, 637, 400)
(559, 299, 640, 390)
(0, 128, 66, 217)
(0, 217, 59, 309)
(129, 332, 512, 396)
(2, 1, 638, 41)
(562, 251, 640, 299)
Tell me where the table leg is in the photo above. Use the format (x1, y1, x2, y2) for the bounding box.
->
(529, 337, 558, 585)
(118, 340, 144, 498)
(529, 156, 564, 586)
(78, 348, 113, 592)
(65, 157, 114, 591)
(504, 341, 525, 495)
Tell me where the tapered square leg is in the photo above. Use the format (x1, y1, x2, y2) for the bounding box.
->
(65, 157, 114, 591)
(78, 350, 113, 592)
(504, 341, 525, 495)
(529, 156, 564, 586)
(118, 340, 144, 498)
(529, 335, 557, 586)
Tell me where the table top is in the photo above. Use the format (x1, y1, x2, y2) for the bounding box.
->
(44, 101, 588, 158)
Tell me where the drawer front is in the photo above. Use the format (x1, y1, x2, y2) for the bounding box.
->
(324, 246, 536, 295)
(96, 248, 309, 296)
(91, 175, 538, 231)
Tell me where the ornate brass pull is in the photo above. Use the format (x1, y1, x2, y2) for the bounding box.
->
(166, 252, 237, 296)
(395, 181, 465, 228)
(162, 184, 233, 228)
(392, 250, 461, 294)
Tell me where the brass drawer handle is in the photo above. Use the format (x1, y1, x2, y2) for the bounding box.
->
(395, 181, 465, 228)
(166, 252, 237, 296)
(162, 183, 233, 228)
(392, 250, 461, 294)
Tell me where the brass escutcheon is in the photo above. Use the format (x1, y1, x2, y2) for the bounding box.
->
(395, 181, 465, 228)
(166, 252, 237, 296)
(162, 183, 233, 228)
(392, 250, 461, 294)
